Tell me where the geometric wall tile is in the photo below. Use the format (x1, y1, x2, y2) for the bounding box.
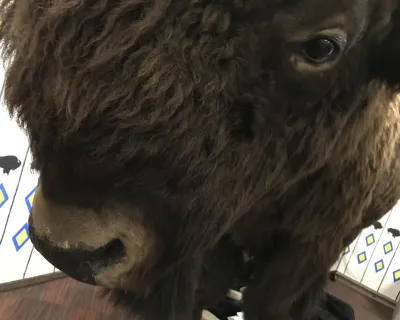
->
(359, 208, 397, 293)
(384, 241, 394, 255)
(25, 186, 36, 213)
(336, 234, 361, 275)
(366, 233, 375, 246)
(342, 209, 393, 287)
(12, 222, 30, 252)
(393, 269, 400, 283)
(0, 183, 9, 208)
(375, 259, 385, 273)
(357, 251, 367, 264)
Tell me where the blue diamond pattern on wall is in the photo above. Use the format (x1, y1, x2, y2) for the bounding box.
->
(374, 259, 385, 273)
(25, 186, 36, 213)
(0, 183, 9, 208)
(393, 269, 400, 283)
(12, 222, 30, 252)
(384, 241, 393, 255)
(343, 246, 350, 255)
(357, 251, 367, 264)
(365, 233, 375, 246)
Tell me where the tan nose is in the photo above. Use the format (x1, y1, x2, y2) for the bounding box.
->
(28, 184, 159, 289)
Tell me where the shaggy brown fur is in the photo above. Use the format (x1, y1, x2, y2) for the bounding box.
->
(1, 0, 400, 319)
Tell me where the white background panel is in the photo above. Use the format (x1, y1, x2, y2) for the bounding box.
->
(378, 249, 400, 301)
(331, 242, 355, 272)
(0, 151, 41, 283)
(361, 207, 399, 291)
(0, 155, 27, 243)
(330, 258, 341, 271)
(343, 209, 392, 283)
(377, 203, 400, 300)
(344, 226, 383, 282)
(0, 59, 57, 285)
(0, 105, 29, 239)
(337, 235, 361, 276)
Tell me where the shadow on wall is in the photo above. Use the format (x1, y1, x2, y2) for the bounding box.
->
(0, 155, 21, 175)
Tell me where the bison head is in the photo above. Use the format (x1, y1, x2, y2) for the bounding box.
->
(0, 0, 399, 318)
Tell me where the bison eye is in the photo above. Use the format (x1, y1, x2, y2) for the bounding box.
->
(302, 36, 345, 64)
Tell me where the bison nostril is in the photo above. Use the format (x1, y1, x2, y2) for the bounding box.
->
(89, 239, 126, 271)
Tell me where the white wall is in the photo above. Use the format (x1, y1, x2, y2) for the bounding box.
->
(0, 65, 57, 285)
(332, 203, 400, 302)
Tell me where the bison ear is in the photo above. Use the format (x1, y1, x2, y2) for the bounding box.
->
(370, 6, 400, 87)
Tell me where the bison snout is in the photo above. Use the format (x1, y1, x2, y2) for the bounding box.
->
(28, 184, 159, 290)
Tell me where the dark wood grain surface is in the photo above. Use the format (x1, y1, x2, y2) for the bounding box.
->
(0, 277, 131, 320)
(0, 277, 394, 319)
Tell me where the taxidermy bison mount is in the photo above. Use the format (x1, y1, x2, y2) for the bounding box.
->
(1, 0, 400, 319)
